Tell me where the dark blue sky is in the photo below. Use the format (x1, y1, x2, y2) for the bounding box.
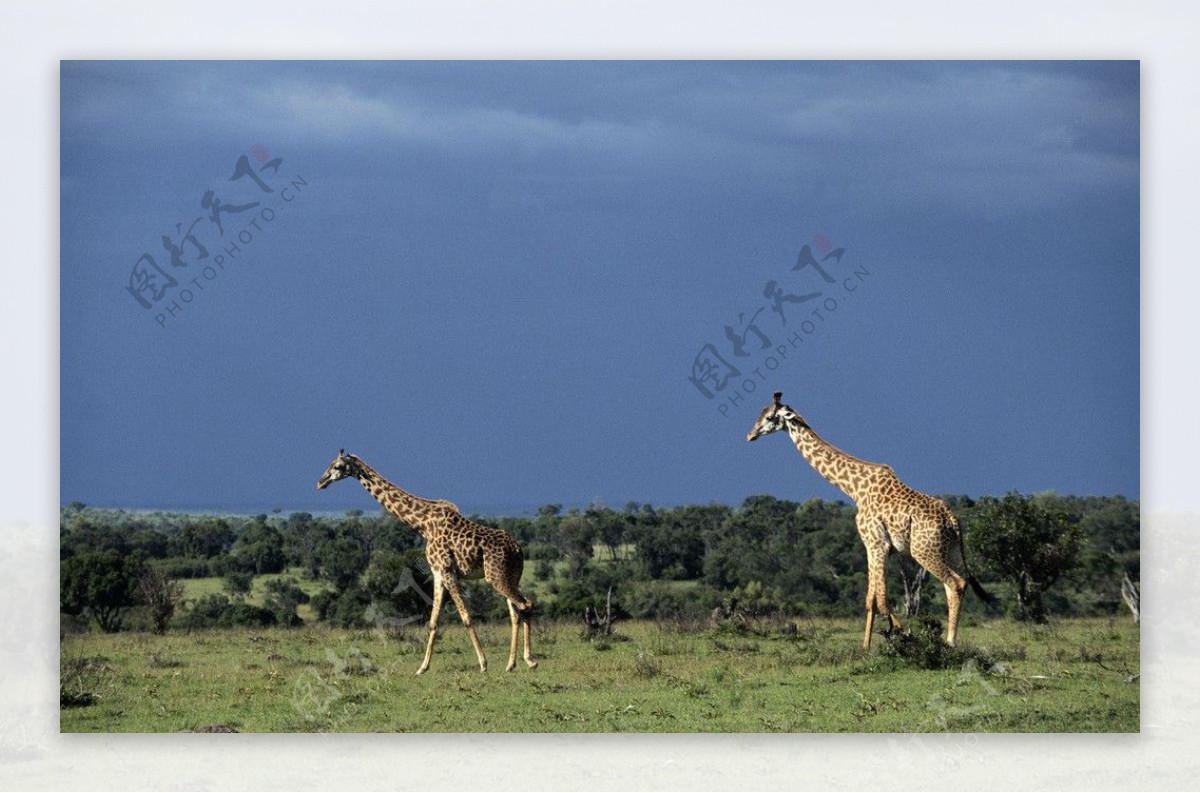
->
(60, 61, 1139, 514)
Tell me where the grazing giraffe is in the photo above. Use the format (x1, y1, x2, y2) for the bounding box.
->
(746, 393, 991, 648)
(317, 450, 537, 675)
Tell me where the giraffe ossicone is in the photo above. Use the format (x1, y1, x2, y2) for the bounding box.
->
(317, 450, 537, 674)
(747, 392, 991, 648)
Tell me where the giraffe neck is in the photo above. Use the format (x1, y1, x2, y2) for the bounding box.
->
(784, 416, 882, 504)
(350, 458, 439, 540)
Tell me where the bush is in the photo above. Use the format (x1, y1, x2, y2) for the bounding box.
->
(525, 543, 561, 562)
(187, 594, 231, 625)
(263, 576, 309, 601)
(223, 571, 254, 598)
(363, 550, 434, 620)
(880, 615, 994, 671)
(729, 580, 790, 618)
(174, 593, 276, 630)
(216, 602, 277, 628)
(263, 578, 309, 627)
(158, 557, 214, 579)
(61, 654, 112, 708)
(310, 590, 338, 622)
(314, 587, 372, 629)
(317, 534, 370, 592)
(623, 581, 715, 621)
(545, 577, 631, 621)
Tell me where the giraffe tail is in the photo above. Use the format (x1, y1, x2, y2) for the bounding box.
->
(955, 517, 995, 603)
(967, 574, 995, 604)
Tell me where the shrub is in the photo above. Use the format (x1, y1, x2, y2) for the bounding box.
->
(880, 615, 994, 671)
(158, 557, 213, 579)
(216, 602, 277, 628)
(623, 581, 716, 621)
(262, 577, 310, 627)
(61, 654, 112, 708)
(314, 587, 372, 629)
(174, 593, 275, 630)
(223, 571, 254, 598)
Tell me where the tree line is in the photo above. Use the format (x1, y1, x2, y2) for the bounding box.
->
(59, 492, 1138, 634)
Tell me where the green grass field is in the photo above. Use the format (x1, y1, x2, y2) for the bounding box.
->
(60, 616, 1138, 733)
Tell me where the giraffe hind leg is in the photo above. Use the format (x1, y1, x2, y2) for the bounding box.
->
(505, 600, 520, 672)
(495, 581, 537, 669)
(521, 606, 537, 669)
(912, 551, 967, 647)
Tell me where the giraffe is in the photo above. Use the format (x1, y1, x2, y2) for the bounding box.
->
(746, 392, 991, 648)
(317, 450, 537, 675)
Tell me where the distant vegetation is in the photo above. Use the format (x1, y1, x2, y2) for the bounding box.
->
(59, 493, 1138, 635)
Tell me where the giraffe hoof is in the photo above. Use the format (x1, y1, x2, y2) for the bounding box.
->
(526, 660, 538, 670)
(415, 666, 429, 676)
(505, 663, 516, 672)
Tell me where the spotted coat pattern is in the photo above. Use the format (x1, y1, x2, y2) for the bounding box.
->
(747, 393, 981, 648)
(317, 452, 536, 674)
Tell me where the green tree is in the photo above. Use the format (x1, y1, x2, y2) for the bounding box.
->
(60, 517, 131, 559)
(282, 512, 326, 578)
(232, 519, 286, 574)
(364, 549, 434, 625)
(169, 518, 235, 558)
(61, 551, 145, 632)
(317, 534, 370, 592)
(587, 504, 626, 561)
(130, 528, 170, 559)
(557, 515, 595, 577)
(967, 493, 1085, 622)
(137, 567, 185, 634)
(636, 505, 722, 579)
(223, 570, 254, 599)
(262, 577, 309, 626)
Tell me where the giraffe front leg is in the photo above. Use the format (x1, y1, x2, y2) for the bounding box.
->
(862, 575, 877, 650)
(443, 576, 487, 673)
(875, 573, 902, 637)
(416, 574, 446, 676)
(863, 551, 900, 648)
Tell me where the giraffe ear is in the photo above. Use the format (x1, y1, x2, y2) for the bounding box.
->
(773, 392, 783, 407)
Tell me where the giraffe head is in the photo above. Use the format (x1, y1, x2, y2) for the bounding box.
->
(316, 449, 359, 490)
(746, 391, 802, 441)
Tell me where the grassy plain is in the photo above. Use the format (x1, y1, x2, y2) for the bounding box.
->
(60, 616, 1138, 733)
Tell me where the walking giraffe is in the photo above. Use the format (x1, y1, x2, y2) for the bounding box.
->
(317, 450, 537, 674)
(746, 393, 991, 648)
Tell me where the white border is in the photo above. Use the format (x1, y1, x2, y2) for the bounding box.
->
(6, 1, 1193, 789)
